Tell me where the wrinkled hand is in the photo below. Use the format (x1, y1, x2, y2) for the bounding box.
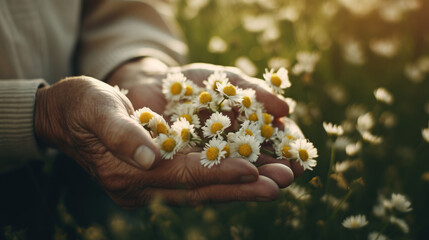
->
(34, 76, 292, 208)
(107, 58, 305, 178)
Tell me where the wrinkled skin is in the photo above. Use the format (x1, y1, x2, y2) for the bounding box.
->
(34, 58, 304, 208)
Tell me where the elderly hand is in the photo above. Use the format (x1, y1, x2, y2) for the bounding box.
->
(34, 76, 291, 208)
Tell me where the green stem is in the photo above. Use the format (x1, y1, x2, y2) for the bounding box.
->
(217, 97, 227, 112)
(261, 148, 277, 158)
(330, 188, 353, 220)
(325, 139, 336, 195)
(375, 221, 389, 240)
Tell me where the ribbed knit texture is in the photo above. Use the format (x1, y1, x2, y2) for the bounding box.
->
(0, 79, 46, 164)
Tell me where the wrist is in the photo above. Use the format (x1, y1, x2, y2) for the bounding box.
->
(106, 57, 169, 88)
(34, 85, 58, 148)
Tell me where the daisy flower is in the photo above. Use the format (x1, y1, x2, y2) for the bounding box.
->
(238, 88, 258, 116)
(260, 124, 276, 141)
(334, 160, 354, 173)
(195, 90, 216, 109)
(162, 72, 187, 101)
(132, 107, 158, 127)
(323, 121, 344, 137)
(216, 81, 242, 105)
(283, 183, 311, 201)
(374, 87, 394, 105)
(259, 111, 273, 125)
(148, 115, 170, 136)
(422, 124, 429, 143)
(275, 127, 302, 143)
(357, 112, 374, 132)
(342, 214, 368, 229)
(263, 67, 291, 94)
(321, 194, 349, 210)
(345, 141, 362, 156)
(389, 216, 409, 233)
(156, 133, 181, 160)
(202, 112, 231, 138)
(368, 232, 388, 240)
(390, 193, 412, 212)
(361, 131, 383, 145)
(230, 134, 261, 163)
(200, 138, 227, 168)
(292, 51, 320, 75)
(203, 71, 229, 92)
(171, 117, 196, 147)
(289, 139, 318, 170)
(183, 81, 200, 99)
(237, 120, 264, 143)
(170, 104, 201, 128)
(275, 137, 295, 159)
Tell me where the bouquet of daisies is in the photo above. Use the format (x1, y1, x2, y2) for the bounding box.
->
(132, 68, 318, 170)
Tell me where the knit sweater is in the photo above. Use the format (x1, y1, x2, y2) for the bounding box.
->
(0, 0, 187, 170)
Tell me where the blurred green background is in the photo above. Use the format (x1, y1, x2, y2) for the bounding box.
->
(1, 0, 429, 239)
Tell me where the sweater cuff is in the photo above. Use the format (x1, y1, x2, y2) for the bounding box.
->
(0, 79, 47, 163)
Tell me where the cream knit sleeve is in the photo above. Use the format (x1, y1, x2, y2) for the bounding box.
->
(77, 0, 188, 80)
(0, 79, 47, 166)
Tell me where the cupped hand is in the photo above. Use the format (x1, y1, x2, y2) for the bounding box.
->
(106, 58, 304, 179)
(34, 76, 289, 208)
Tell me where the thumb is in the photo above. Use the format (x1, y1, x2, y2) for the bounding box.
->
(96, 114, 162, 170)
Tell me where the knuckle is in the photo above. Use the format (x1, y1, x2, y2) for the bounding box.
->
(186, 189, 205, 205)
(176, 156, 200, 188)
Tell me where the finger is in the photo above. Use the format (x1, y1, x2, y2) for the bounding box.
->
(135, 175, 280, 206)
(257, 163, 294, 188)
(147, 153, 259, 188)
(290, 159, 305, 177)
(96, 114, 162, 171)
(256, 154, 306, 178)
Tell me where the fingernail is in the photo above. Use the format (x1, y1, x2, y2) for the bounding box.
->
(134, 145, 155, 170)
(239, 175, 257, 183)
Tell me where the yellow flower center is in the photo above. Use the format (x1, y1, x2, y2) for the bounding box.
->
(222, 145, 230, 157)
(270, 73, 282, 87)
(248, 113, 258, 122)
(223, 84, 237, 96)
(157, 123, 168, 135)
(210, 122, 223, 134)
(199, 91, 212, 104)
(238, 144, 252, 157)
(286, 135, 296, 140)
(206, 147, 219, 161)
(245, 129, 253, 136)
(263, 113, 272, 124)
(161, 138, 176, 152)
(139, 112, 153, 124)
(181, 129, 191, 142)
(242, 96, 252, 108)
(261, 124, 273, 138)
(184, 85, 193, 96)
(170, 82, 182, 95)
(282, 145, 292, 158)
(298, 149, 309, 161)
(351, 222, 359, 228)
(180, 114, 192, 124)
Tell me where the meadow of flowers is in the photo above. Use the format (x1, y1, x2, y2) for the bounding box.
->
(4, 0, 428, 239)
